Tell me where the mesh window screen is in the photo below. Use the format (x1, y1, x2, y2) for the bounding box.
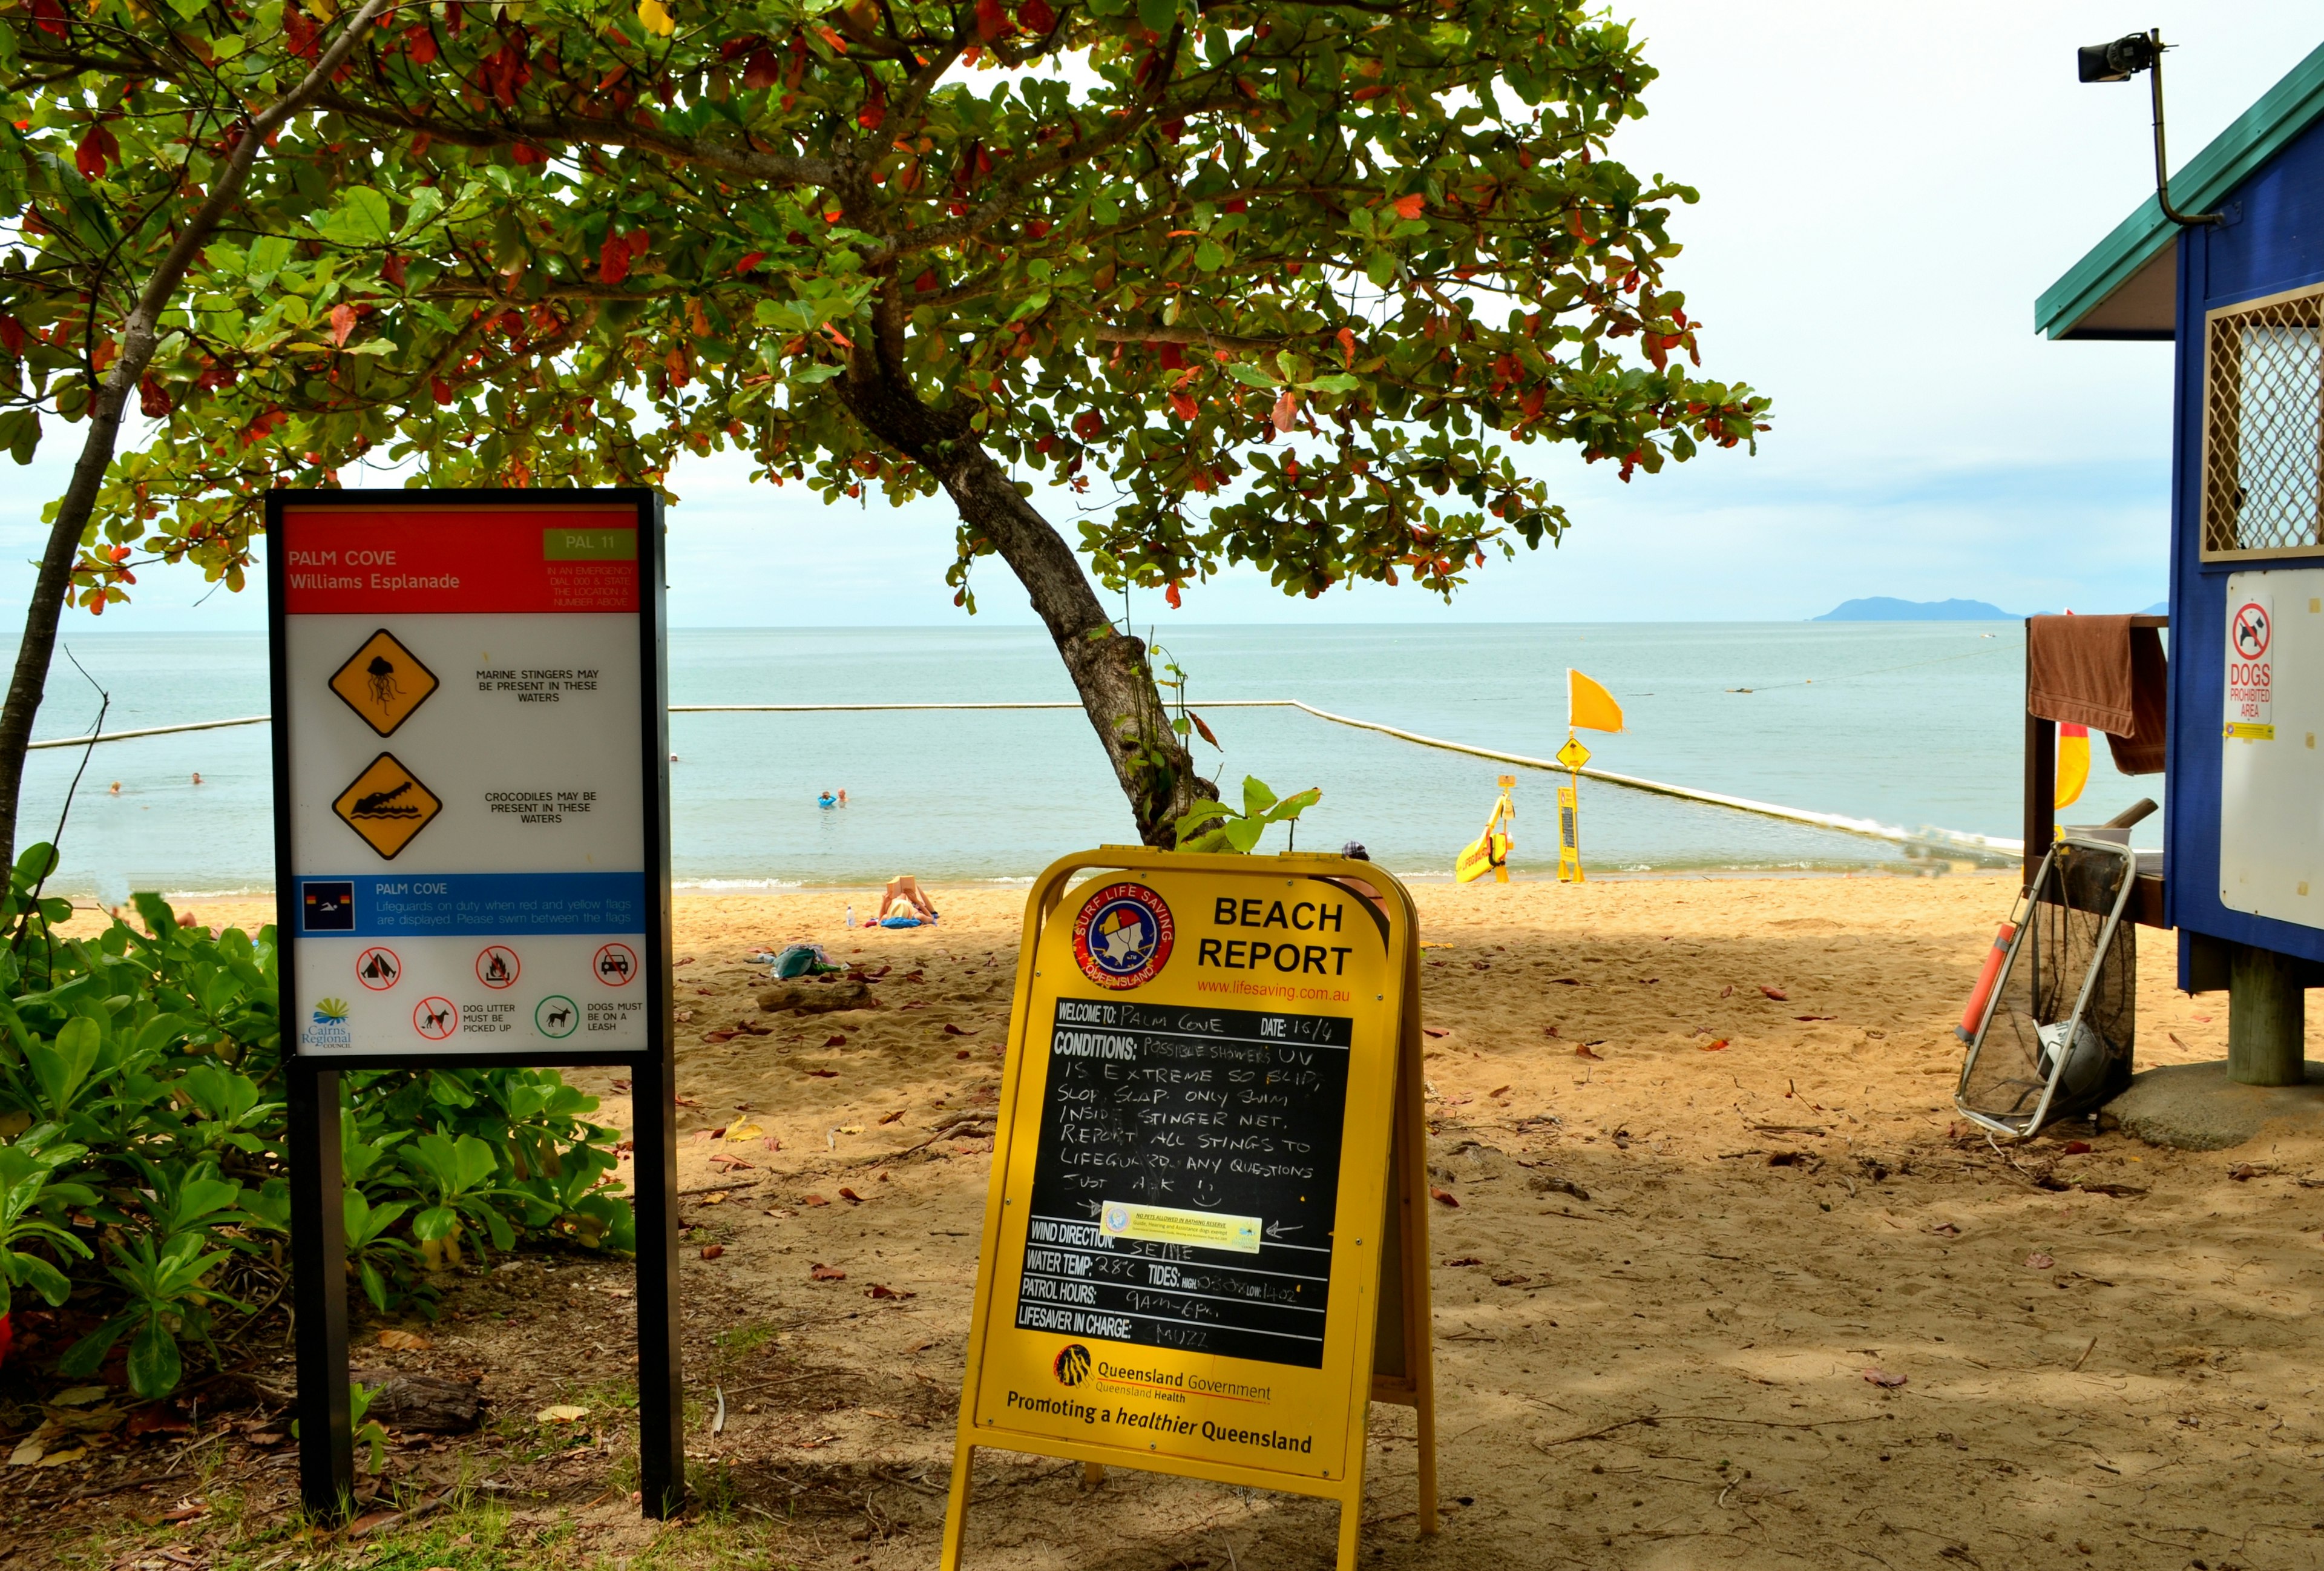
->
(2205, 289, 2324, 557)
(1958, 840, 2136, 1137)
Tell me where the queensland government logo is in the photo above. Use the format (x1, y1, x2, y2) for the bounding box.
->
(1071, 882, 1174, 991)
(1052, 1343, 1092, 1388)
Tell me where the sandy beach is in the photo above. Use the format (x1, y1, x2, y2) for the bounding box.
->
(125, 871, 2324, 1569)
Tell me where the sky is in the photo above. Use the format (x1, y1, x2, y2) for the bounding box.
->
(2, 1, 2318, 632)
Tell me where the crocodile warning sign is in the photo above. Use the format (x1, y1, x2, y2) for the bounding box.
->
(330, 753, 442, 859)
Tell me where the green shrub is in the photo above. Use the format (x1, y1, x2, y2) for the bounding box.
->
(0, 845, 632, 1398)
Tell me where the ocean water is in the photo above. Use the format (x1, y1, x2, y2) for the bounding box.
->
(15, 622, 2165, 900)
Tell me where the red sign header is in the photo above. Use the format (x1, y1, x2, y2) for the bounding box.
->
(280, 506, 640, 616)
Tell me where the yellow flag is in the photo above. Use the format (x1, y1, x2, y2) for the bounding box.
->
(1568, 668, 1624, 734)
(2055, 723, 2089, 810)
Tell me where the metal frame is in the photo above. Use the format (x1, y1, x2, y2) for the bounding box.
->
(1955, 832, 2139, 1139)
(2198, 277, 2324, 564)
(266, 488, 683, 1519)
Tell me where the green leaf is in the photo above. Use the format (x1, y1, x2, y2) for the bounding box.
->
(1225, 363, 1280, 390)
(1241, 775, 1279, 819)
(1194, 240, 1226, 274)
(1303, 373, 1362, 394)
(1136, 0, 1178, 33)
(1223, 818, 1267, 854)
(28, 1016, 101, 1115)
(318, 187, 396, 248)
(0, 407, 39, 466)
(128, 1316, 182, 1398)
(412, 1205, 459, 1242)
(1365, 250, 1400, 289)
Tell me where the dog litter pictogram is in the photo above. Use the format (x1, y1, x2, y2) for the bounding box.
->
(329, 629, 439, 737)
(331, 753, 443, 859)
(476, 946, 521, 989)
(355, 946, 402, 991)
(536, 995, 579, 1038)
(593, 942, 638, 986)
(413, 996, 458, 1041)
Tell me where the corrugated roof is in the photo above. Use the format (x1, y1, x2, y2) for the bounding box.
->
(2037, 38, 2324, 340)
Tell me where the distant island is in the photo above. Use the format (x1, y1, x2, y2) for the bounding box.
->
(1813, 597, 2015, 622)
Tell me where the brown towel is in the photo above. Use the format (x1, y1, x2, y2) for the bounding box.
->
(2026, 614, 2168, 775)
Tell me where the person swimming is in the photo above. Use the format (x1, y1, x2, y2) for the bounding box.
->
(817, 791, 838, 809)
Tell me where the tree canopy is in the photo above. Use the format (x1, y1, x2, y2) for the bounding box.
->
(0, 0, 1767, 843)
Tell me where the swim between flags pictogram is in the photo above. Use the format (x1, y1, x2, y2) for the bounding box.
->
(332, 753, 444, 860)
(329, 628, 439, 737)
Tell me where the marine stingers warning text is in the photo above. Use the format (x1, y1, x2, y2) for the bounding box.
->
(1199, 894, 1356, 977)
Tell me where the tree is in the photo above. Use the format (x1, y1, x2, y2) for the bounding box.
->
(6, 0, 1767, 852)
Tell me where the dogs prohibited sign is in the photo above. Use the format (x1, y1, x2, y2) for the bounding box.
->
(943, 851, 1438, 1570)
(2227, 593, 2275, 742)
(272, 490, 684, 1526)
(272, 493, 668, 1061)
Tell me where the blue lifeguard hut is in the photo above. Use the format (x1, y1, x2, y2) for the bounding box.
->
(2040, 36, 2324, 1089)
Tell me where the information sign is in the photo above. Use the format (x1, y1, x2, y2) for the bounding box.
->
(2227, 591, 2275, 742)
(268, 490, 683, 1522)
(943, 851, 1435, 1569)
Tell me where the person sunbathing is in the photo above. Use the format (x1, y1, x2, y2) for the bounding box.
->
(881, 874, 938, 926)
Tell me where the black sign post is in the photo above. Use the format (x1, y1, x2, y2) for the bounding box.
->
(268, 489, 683, 1518)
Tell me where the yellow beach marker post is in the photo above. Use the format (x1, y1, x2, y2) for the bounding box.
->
(1555, 737, 1589, 882)
(941, 849, 1434, 1570)
(1454, 776, 1515, 883)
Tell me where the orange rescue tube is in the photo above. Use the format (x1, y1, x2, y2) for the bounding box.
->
(1956, 922, 2016, 1042)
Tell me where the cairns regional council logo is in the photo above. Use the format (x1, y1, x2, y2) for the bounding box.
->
(301, 996, 352, 1050)
(1071, 882, 1175, 990)
(1052, 1343, 1092, 1388)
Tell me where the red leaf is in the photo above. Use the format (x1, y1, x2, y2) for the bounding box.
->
(1018, 0, 1057, 29)
(1337, 326, 1356, 366)
(810, 1263, 847, 1280)
(1863, 1368, 1906, 1388)
(1574, 1043, 1603, 1060)
(1073, 410, 1104, 440)
(1429, 1186, 1459, 1207)
(974, 0, 1011, 39)
(801, 1194, 830, 1207)
(430, 376, 455, 406)
(0, 315, 24, 358)
(700, 1244, 724, 1260)
(1025, 218, 1052, 239)
(1392, 193, 1425, 219)
(824, 1033, 847, 1047)
(329, 303, 358, 349)
(1190, 711, 1219, 748)
(1698, 1038, 1728, 1052)
(29, 0, 65, 36)
(1157, 341, 1184, 371)
(2061, 1139, 2092, 1155)
(733, 250, 766, 275)
(75, 122, 117, 180)
(382, 254, 409, 289)
(838, 1187, 863, 1203)
(743, 46, 783, 90)
(1164, 581, 1182, 610)
(599, 230, 632, 284)
(138, 376, 171, 418)
(1270, 387, 1298, 432)
(284, 7, 318, 58)
(1224, 197, 1247, 214)
(403, 22, 438, 64)
(867, 1283, 916, 1300)
(913, 269, 937, 293)
(1759, 986, 1788, 1001)
(942, 1024, 976, 1036)
(856, 84, 886, 130)
(806, 1068, 838, 1078)
(1170, 391, 1198, 423)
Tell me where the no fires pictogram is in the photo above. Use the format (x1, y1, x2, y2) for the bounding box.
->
(330, 628, 439, 737)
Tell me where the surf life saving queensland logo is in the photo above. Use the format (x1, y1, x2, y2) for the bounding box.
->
(302, 995, 352, 1050)
(1071, 882, 1174, 990)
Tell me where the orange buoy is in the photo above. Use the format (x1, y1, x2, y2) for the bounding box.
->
(1957, 921, 2017, 1042)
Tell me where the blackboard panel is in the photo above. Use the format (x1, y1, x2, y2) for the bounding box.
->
(1017, 997, 1353, 1368)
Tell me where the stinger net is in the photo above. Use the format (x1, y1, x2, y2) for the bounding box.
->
(1958, 839, 2136, 1136)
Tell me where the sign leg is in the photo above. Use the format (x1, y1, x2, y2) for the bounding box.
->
(631, 1050, 686, 1517)
(1336, 1490, 1364, 1569)
(289, 1065, 353, 1520)
(940, 1441, 977, 1570)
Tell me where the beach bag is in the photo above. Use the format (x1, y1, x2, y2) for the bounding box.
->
(766, 943, 840, 979)
(1955, 835, 2137, 1138)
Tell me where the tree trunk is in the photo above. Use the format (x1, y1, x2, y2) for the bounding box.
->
(835, 358, 1215, 846)
(0, 0, 391, 873)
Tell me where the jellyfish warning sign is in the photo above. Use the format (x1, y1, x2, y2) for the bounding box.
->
(271, 493, 669, 1063)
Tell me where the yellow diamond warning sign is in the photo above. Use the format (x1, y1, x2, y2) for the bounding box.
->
(332, 753, 442, 860)
(1555, 736, 1592, 771)
(329, 629, 438, 738)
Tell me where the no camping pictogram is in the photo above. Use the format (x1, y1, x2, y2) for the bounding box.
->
(332, 753, 443, 860)
(329, 628, 439, 738)
(355, 946, 401, 991)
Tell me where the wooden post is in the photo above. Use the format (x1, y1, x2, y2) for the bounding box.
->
(2023, 626, 2055, 894)
(289, 1065, 352, 1520)
(2227, 942, 2307, 1086)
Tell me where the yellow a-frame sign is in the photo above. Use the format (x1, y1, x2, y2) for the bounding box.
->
(942, 849, 1436, 1569)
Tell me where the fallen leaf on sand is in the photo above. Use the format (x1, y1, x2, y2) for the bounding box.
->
(1699, 1039, 1729, 1052)
(801, 1194, 830, 1207)
(2062, 1141, 2092, 1155)
(1423, 1027, 1450, 1039)
(1760, 986, 1789, 1001)
(700, 1245, 725, 1260)
(1544, 1025, 1560, 1038)
(703, 1030, 737, 1043)
(943, 1023, 977, 1035)
(536, 1406, 590, 1424)
(867, 1284, 916, 1300)
(806, 1068, 839, 1078)
(1442, 1256, 1483, 1267)
(2025, 1252, 2055, 1270)
(1492, 1274, 1531, 1287)
(1489, 1085, 1511, 1098)
(674, 1095, 705, 1108)
(2229, 1163, 2263, 1181)
(810, 1263, 847, 1281)
(1574, 1044, 1603, 1061)
(823, 1034, 847, 1047)
(839, 1188, 864, 1203)
(1931, 1222, 1961, 1236)
(146, 1503, 204, 1524)
(1721, 984, 1734, 998)
(954, 1049, 971, 1059)
(377, 1329, 430, 1351)
(1429, 1187, 1459, 1207)
(1794, 1015, 1835, 1022)
(697, 1191, 730, 1205)
(725, 1123, 763, 1142)
(1549, 978, 1583, 986)
(674, 1010, 694, 1024)
(1863, 1369, 1907, 1388)
(879, 1109, 905, 1124)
